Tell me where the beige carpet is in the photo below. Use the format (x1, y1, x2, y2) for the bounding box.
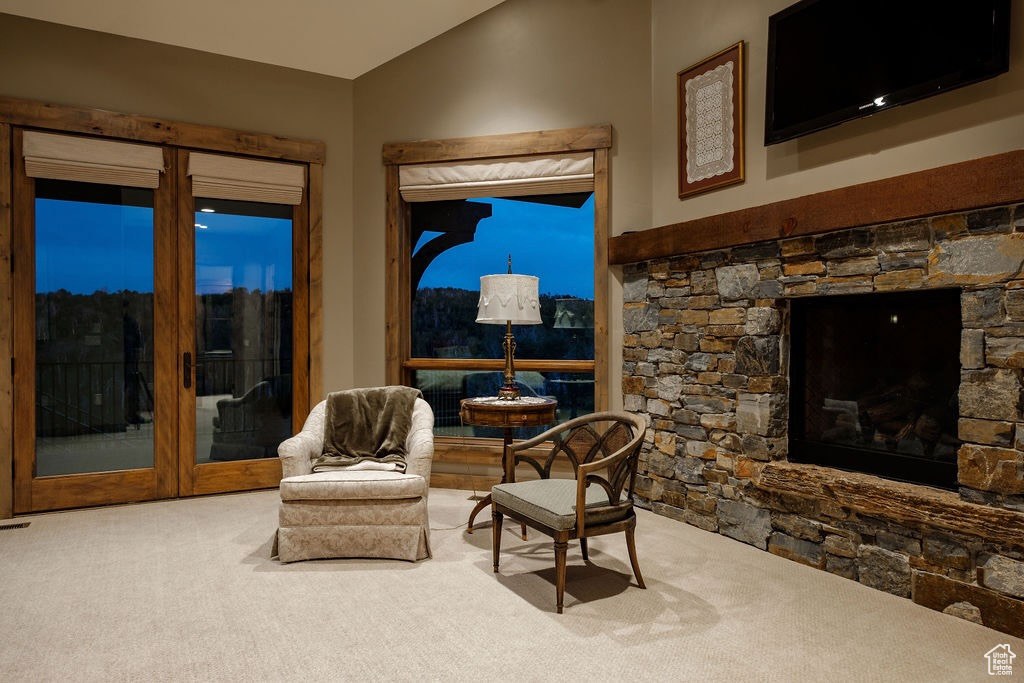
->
(0, 488, 1019, 682)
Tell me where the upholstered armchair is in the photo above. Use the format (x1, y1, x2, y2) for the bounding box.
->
(274, 387, 434, 562)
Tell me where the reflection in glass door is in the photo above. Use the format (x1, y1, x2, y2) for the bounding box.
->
(193, 199, 293, 465)
(34, 180, 156, 476)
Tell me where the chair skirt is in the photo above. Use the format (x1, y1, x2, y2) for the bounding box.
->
(276, 491, 431, 562)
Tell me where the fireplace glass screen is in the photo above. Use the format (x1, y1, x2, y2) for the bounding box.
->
(789, 289, 961, 489)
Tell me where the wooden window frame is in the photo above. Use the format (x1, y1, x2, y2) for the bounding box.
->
(382, 124, 613, 459)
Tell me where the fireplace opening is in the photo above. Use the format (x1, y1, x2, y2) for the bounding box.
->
(788, 288, 961, 490)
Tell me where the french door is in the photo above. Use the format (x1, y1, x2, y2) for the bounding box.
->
(12, 134, 308, 513)
(176, 149, 308, 497)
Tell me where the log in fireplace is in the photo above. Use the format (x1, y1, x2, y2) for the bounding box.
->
(788, 288, 962, 489)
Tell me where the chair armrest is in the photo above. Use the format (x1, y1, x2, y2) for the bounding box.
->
(276, 399, 326, 479)
(277, 431, 319, 478)
(214, 395, 250, 432)
(404, 398, 435, 486)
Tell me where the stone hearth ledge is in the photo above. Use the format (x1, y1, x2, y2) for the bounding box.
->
(755, 461, 1024, 549)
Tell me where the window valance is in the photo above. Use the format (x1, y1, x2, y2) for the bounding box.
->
(398, 151, 593, 202)
(187, 153, 304, 205)
(23, 131, 164, 188)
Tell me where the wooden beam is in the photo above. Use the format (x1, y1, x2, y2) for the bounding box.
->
(0, 124, 11, 518)
(382, 124, 612, 165)
(0, 96, 325, 164)
(384, 164, 406, 386)
(431, 438, 574, 492)
(291, 168, 310, 429)
(610, 149, 1024, 265)
(593, 146, 610, 411)
(756, 462, 1024, 548)
(152, 147, 178, 500)
(402, 358, 594, 372)
(430, 472, 501, 492)
(11, 128, 34, 513)
(308, 163, 324, 404)
(174, 149, 197, 498)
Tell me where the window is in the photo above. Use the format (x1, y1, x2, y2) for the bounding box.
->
(412, 194, 595, 435)
(383, 125, 612, 443)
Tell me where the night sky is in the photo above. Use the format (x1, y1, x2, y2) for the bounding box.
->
(36, 193, 592, 298)
(35, 198, 292, 295)
(414, 195, 594, 299)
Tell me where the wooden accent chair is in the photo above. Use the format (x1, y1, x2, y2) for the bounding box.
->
(490, 411, 648, 613)
(274, 388, 434, 562)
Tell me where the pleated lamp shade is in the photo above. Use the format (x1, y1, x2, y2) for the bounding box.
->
(476, 274, 542, 325)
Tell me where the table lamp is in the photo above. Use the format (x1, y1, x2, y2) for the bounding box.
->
(476, 256, 542, 400)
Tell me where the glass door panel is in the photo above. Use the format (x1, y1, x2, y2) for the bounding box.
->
(193, 198, 293, 465)
(34, 180, 156, 476)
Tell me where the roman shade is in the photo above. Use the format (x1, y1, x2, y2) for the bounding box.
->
(22, 131, 164, 189)
(187, 152, 305, 205)
(398, 151, 594, 202)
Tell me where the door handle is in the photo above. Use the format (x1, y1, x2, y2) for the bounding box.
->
(183, 351, 192, 389)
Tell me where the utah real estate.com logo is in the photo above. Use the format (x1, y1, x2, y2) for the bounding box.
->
(985, 644, 1016, 676)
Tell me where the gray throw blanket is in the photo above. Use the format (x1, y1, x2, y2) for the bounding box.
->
(312, 386, 423, 473)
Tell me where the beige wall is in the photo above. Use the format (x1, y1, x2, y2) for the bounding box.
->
(650, 0, 1024, 228)
(351, 0, 653, 401)
(0, 12, 356, 395)
(8, 0, 1023, 409)
(350, 0, 1024, 408)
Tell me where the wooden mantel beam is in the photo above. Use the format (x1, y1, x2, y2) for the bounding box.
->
(609, 149, 1024, 265)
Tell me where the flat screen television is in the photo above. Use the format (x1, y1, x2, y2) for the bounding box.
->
(764, 0, 1012, 145)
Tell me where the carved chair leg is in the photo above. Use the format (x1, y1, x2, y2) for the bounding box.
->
(580, 537, 589, 562)
(492, 509, 503, 573)
(625, 523, 645, 589)
(554, 536, 568, 614)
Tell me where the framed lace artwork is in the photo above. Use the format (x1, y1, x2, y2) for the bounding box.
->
(677, 41, 745, 199)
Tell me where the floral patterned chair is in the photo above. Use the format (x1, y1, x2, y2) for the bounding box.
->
(273, 387, 434, 562)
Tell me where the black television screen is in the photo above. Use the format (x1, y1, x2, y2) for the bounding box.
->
(764, 0, 1012, 145)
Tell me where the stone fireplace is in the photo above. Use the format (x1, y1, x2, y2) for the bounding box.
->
(788, 288, 961, 490)
(619, 199, 1024, 638)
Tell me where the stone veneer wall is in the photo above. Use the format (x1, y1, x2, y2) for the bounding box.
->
(622, 204, 1024, 637)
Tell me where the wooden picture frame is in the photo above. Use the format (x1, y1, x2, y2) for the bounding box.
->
(677, 41, 744, 199)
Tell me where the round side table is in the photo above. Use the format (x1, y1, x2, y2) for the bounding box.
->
(459, 396, 558, 532)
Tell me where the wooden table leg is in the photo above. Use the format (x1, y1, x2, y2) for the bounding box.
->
(467, 428, 524, 538)
(466, 494, 491, 533)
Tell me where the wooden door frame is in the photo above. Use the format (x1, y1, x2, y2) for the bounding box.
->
(11, 132, 177, 512)
(0, 96, 324, 515)
(176, 149, 310, 497)
(0, 123, 12, 518)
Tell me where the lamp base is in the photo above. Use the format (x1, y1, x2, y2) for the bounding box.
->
(497, 383, 521, 400)
(497, 321, 521, 400)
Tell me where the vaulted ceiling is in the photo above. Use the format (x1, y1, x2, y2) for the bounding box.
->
(0, 0, 506, 79)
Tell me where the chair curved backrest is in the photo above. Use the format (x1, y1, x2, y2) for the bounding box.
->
(278, 395, 434, 483)
(509, 411, 646, 533)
